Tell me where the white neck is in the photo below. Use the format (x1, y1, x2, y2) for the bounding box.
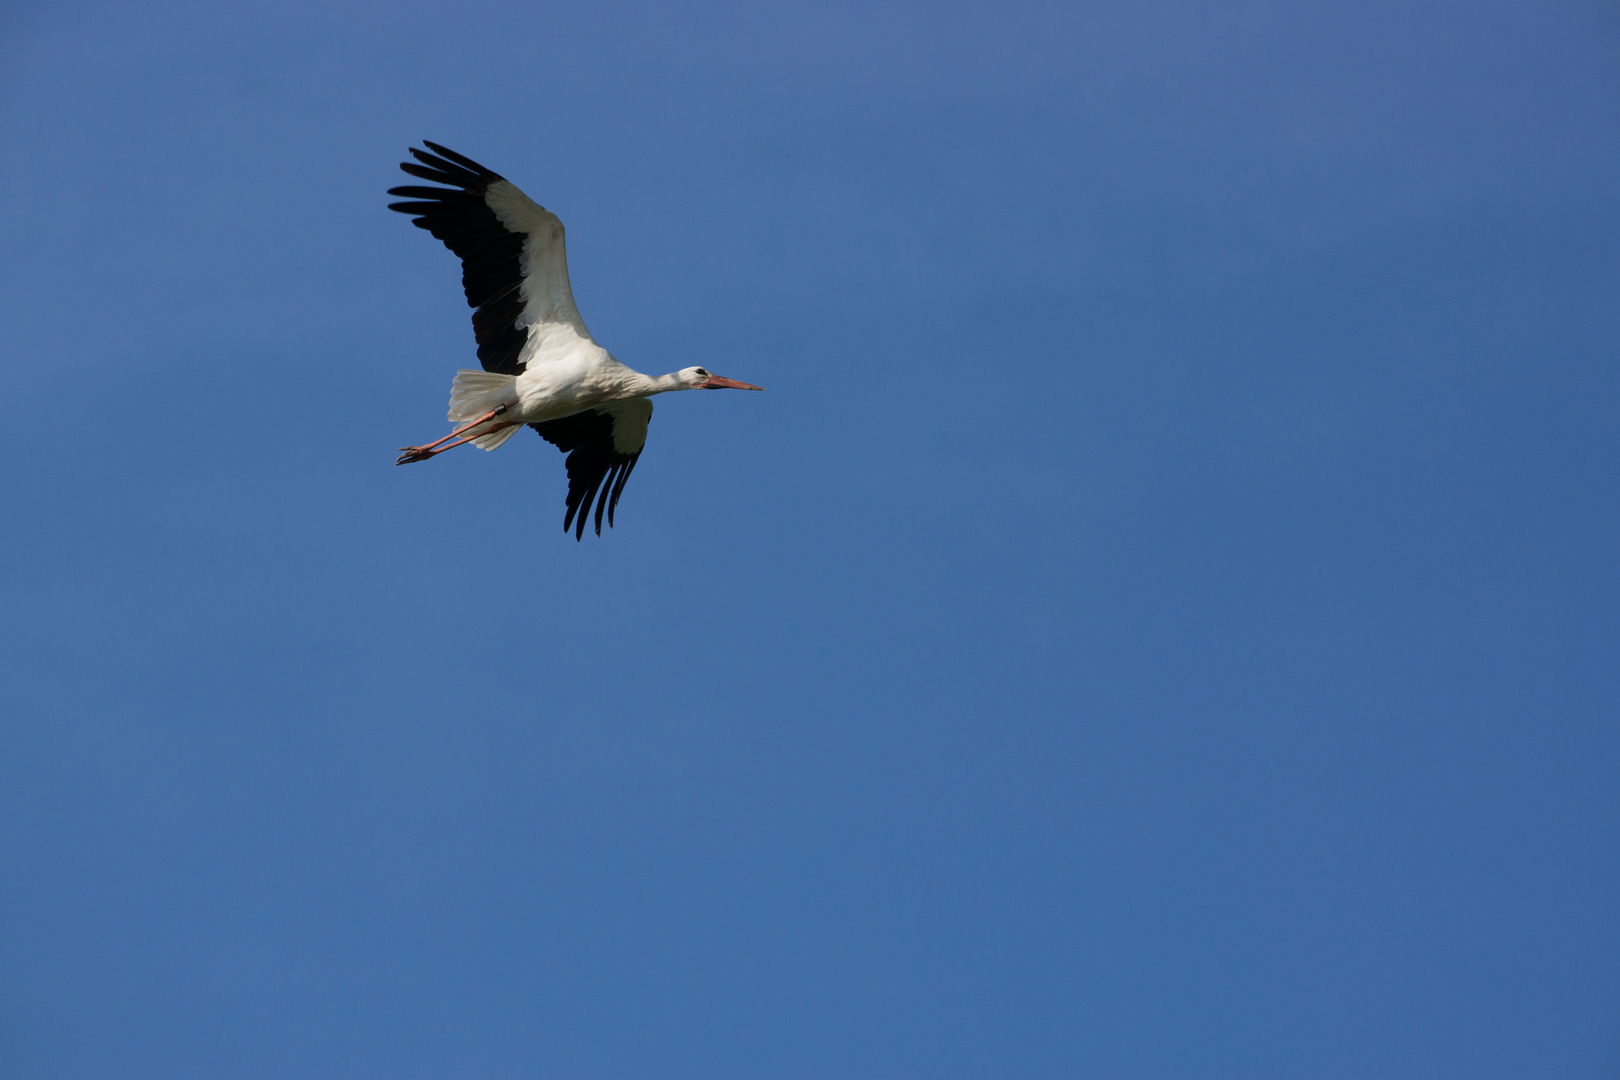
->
(627, 370, 692, 396)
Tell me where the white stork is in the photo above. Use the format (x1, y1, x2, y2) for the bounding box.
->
(388, 141, 764, 539)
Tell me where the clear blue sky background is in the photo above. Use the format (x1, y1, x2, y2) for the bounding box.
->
(2, 1, 1617, 1076)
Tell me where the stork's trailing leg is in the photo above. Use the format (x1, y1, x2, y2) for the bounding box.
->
(396, 403, 513, 465)
(402, 423, 519, 461)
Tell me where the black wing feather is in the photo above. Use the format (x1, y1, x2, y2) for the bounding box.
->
(530, 410, 646, 540)
(387, 142, 529, 375)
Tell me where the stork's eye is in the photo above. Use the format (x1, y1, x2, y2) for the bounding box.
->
(694, 368, 709, 377)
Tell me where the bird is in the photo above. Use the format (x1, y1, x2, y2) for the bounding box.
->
(387, 141, 764, 539)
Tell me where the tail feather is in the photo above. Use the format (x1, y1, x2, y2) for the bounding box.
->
(444, 368, 521, 452)
(447, 369, 518, 422)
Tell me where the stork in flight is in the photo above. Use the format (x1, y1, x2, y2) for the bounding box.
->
(388, 141, 764, 538)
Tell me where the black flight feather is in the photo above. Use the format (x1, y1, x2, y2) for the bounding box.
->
(386, 142, 528, 375)
(530, 409, 647, 540)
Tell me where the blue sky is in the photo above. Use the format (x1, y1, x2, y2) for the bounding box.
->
(2, 1, 1618, 1076)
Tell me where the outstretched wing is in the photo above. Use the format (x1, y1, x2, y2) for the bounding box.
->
(387, 141, 591, 376)
(530, 399, 653, 539)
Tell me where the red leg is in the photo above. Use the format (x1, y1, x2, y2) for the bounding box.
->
(396, 404, 514, 465)
(396, 419, 520, 465)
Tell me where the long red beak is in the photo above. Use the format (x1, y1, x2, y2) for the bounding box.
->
(702, 374, 766, 390)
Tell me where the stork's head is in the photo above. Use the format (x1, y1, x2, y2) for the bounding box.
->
(681, 366, 765, 391)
